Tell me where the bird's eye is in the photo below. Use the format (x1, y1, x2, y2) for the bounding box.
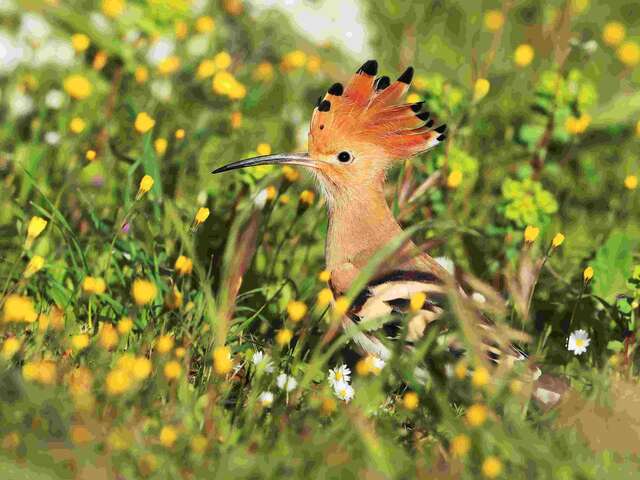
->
(337, 151, 352, 163)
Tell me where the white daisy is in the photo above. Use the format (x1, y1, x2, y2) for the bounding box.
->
(257, 391, 274, 408)
(328, 364, 351, 387)
(44, 89, 65, 109)
(567, 329, 590, 356)
(44, 131, 60, 145)
(333, 380, 354, 402)
(276, 373, 297, 392)
(252, 350, 274, 373)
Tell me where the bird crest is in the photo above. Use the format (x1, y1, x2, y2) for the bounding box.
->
(309, 60, 446, 160)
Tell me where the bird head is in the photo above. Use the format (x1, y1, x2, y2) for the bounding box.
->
(212, 60, 446, 204)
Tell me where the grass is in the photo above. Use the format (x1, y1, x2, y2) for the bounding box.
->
(1, 0, 640, 478)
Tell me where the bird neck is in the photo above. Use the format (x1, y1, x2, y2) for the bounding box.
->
(325, 182, 406, 271)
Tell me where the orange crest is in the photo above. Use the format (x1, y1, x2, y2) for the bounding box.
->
(308, 60, 446, 160)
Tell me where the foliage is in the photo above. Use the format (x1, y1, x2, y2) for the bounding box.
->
(1, 0, 640, 478)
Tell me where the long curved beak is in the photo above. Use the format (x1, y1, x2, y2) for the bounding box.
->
(211, 152, 315, 174)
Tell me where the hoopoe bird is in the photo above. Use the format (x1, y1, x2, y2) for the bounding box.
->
(213, 60, 566, 405)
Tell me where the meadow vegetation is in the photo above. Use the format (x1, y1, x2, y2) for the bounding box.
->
(1, 0, 639, 478)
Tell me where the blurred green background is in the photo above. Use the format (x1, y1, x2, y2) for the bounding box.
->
(1, 0, 640, 478)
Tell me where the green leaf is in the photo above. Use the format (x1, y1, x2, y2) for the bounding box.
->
(607, 340, 624, 352)
(591, 231, 637, 303)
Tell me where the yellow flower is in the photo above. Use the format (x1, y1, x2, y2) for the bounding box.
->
(450, 434, 471, 458)
(164, 360, 182, 380)
(265, 185, 277, 200)
(2, 294, 37, 323)
(131, 279, 157, 306)
(602, 22, 625, 47)
(473, 78, 491, 102)
(256, 143, 271, 156)
(552, 233, 565, 248)
(466, 403, 488, 427)
(82, 276, 106, 295)
(228, 82, 246, 100)
(135, 112, 155, 133)
(524, 225, 540, 243)
(212, 71, 237, 95)
(510, 379, 523, 394)
(196, 58, 216, 79)
(279, 194, 290, 205)
(287, 300, 307, 322)
(106, 368, 132, 395)
(447, 170, 463, 188)
(107, 427, 131, 450)
(175, 129, 185, 140)
(174, 347, 186, 359)
(174, 255, 193, 275)
(514, 44, 535, 67)
(117, 316, 133, 335)
(154, 138, 168, 155)
(484, 10, 505, 32)
(156, 335, 174, 354)
(23, 360, 56, 384)
(306, 55, 321, 73)
(1, 337, 21, 360)
(70, 424, 94, 445)
(617, 41, 640, 67)
(158, 55, 181, 75)
(191, 435, 208, 454)
(212, 346, 233, 375)
(116, 353, 136, 372)
(196, 15, 215, 33)
(636, 120, 640, 137)
(138, 453, 158, 476)
(71, 333, 90, 351)
(135, 66, 148, 84)
(316, 288, 333, 307)
(85, 149, 97, 161)
(49, 307, 65, 331)
(101, 0, 125, 17)
(565, 114, 591, 135)
(194, 207, 210, 225)
(231, 111, 242, 129)
(299, 190, 315, 206)
(624, 175, 638, 190)
(454, 360, 467, 380)
(159, 426, 178, 448)
(174, 20, 188, 40)
(282, 165, 300, 182)
(321, 397, 337, 416)
(281, 50, 307, 70)
(214, 51, 232, 70)
(275, 328, 293, 346)
(133, 357, 152, 380)
(402, 391, 419, 410)
(472, 366, 490, 388)
(223, 0, 243, 15)
(99, 323, 119, 350)
(93, 50, 107, 70)
(482, 456, 503, 478)
(71, 33, 90, 52)
(26, 216, 48, 245)
(64, 74, 92, 99)
(333, 296, 350, 316)
(69, 117, 86, 134)
(409, 292, 426, 312)
(583, 266, 594, 282)
(253, 62, 274, 82)
(23, 255, 44, 278)
(406, 93, 421, 104)
(165, 287, 183, 310)
(318, 270, 331, 282)
(137, 174, 154, 197)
